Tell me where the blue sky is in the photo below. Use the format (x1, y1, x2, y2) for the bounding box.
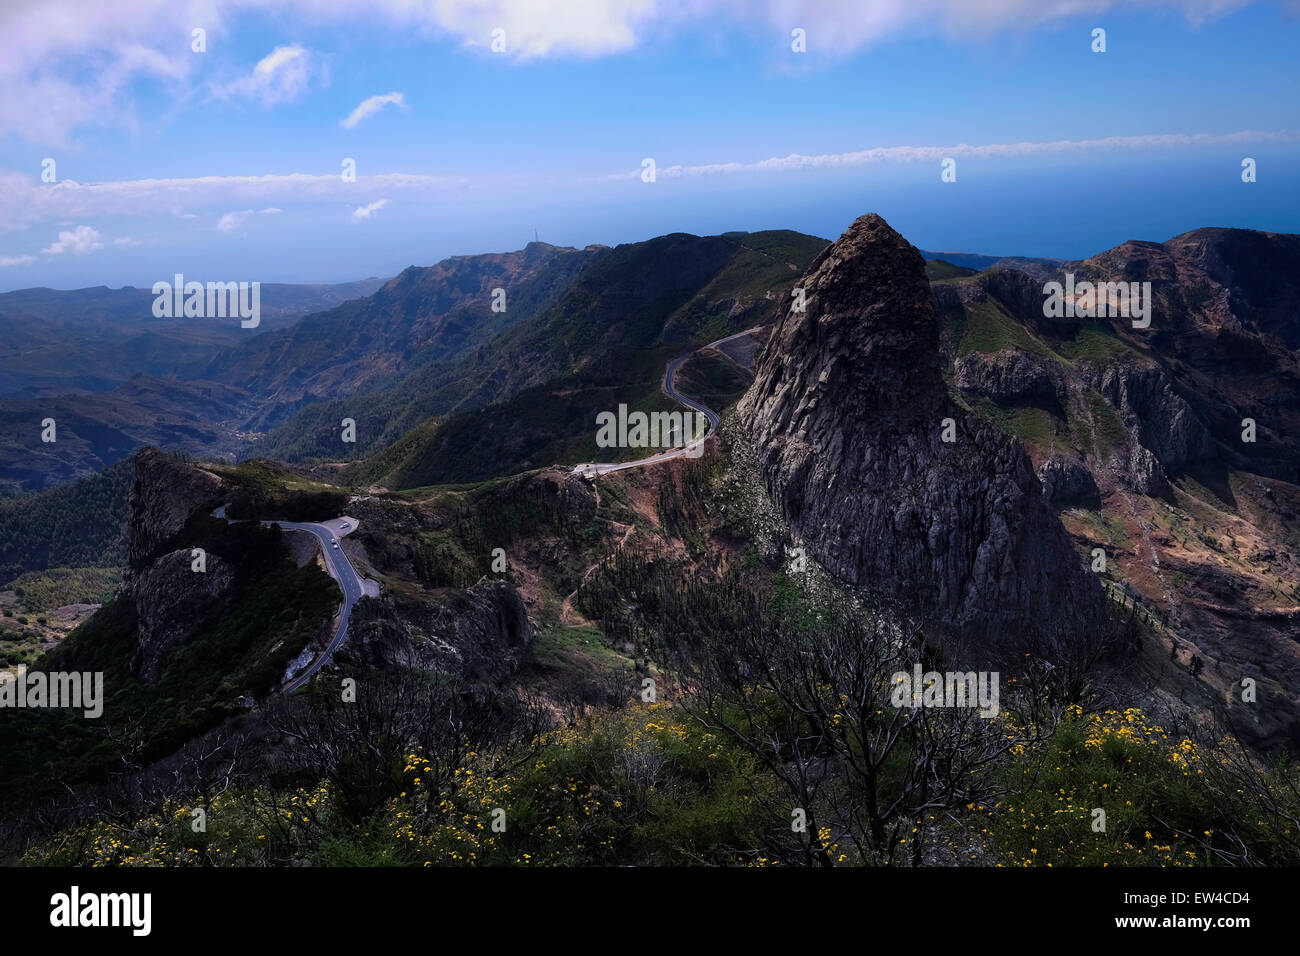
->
(1, 0, 1298, 290)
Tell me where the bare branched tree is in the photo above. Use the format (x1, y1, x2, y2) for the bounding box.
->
(264, 669, 548, 825)
(645, 587, 1058, 866)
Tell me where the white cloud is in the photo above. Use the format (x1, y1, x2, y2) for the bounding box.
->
(216, 209, 255, 233)
(113, 236, 142, 246)
(341, 92, 406, 129)
(216, 206, 283, 232)
(426, 0, 660, 58)
(0, 169, 467, 235)
(610, 129, 1300, 179)
(756, 0, 1256, 55)
(351, 199, 390, 222)
(0, 122, 1287, 238)
(0, 4, 193, 145)
(0, 254, 36, 267)
(216, 44, 318, 105)
(42, 225, 103, 255)
(0, 1, 1256, 142)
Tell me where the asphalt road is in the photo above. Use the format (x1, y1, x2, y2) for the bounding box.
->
(571, 327, 754, 478)
(275, 520, 365, 692)
(213, 506, 366, 692)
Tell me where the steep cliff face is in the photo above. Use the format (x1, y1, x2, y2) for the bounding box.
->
(127, 448, 222, 570)
(1070, 227, 1300, 484)
(341, 580, 536, 682)
(131, 549, 236, 679)
(123, 448, 237, 679)
(954, 349, 1066, 405)
(1079, 363, 1216, 476)
(1037, 457, 1100, 506)
(934, 227, 1300, 750)
(738, 213, 1106, 653)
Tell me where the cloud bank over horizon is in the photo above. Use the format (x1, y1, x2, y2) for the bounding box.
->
(0, 0, 1295, 287)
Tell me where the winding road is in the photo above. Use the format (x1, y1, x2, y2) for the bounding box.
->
(571, 327, 756, 478)
(210, 329, 757, 688)
(213, 505, 371, 691)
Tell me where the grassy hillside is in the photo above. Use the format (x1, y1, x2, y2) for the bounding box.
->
(1, 566, 121, 611)
(925, 258, 979, 281)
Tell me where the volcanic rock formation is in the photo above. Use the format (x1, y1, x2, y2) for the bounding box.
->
(738, 213, 1107, 657)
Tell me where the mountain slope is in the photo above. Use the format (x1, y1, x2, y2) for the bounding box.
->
(207, 242, 603, 431)
(936, 225, 1300, 748)
(327, 230, 828, 488)
(0, 279, 384, 397)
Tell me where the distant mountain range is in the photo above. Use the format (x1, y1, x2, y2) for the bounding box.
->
(0, 279, 385, 397)
(2, 227, 1297, 504)
(0, 278, 383, 494)
(918, 248, 1064, 275)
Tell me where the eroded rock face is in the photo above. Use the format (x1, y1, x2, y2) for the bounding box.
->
(128, 447, 221, 570)
(1104, 442, 1167, 497)
(1069, 228, 1300, 485)
(738, 213, 1106, 655)
(342, 579, 535, 682)
(132, 549, 236, 679)
(122, 448, 237, 680)
(955, 350, 1066, 404)
(1080, 363, 1216, 475)
(1038, 457, 1101, 506)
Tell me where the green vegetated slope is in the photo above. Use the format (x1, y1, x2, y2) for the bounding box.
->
(240, 243, 606, 457)
(0, 376, 251, 495)
(0, 279, 381, 396)
(924, 258, 979, 281)
(213, 458, 351, 521)
(1, 567, 121, 611)
(18, 446, 1300, 868)
(0, 567, 125, 670)
(944, 291, 1155, 458)
(674, 345, 762, 413)
(360, 469, 611, 596)
(0, 518, 338, 816)
(328, 231, 825, 490)
(224, 246, 594, 398)
(0, 457, 132, 584)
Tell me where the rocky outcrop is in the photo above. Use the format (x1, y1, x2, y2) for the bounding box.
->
(1038, 457, 1100, 506)
(1105, 443, 1168, 497)
(954, 343, 1214, 493)
(955, 350, 1065, 404)
(127, 448, 221, 570)
(131, 549, 236, 679)
(342, 580, 535, 682)
(1068, 228, 1300, 484)
(1161, 227, 1300, 350)
(120, 448, 235, 679)
(1080, 363, 1215, 475)
(738, 213, 1106, 655)
(955, 267, 1048, 319)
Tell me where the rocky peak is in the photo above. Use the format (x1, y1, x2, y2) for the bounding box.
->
(1163, 227, 1300, 349)
(753, 213, 945, 423)
(739, 213, 1105, 656)
(127, 447, 222, 570)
